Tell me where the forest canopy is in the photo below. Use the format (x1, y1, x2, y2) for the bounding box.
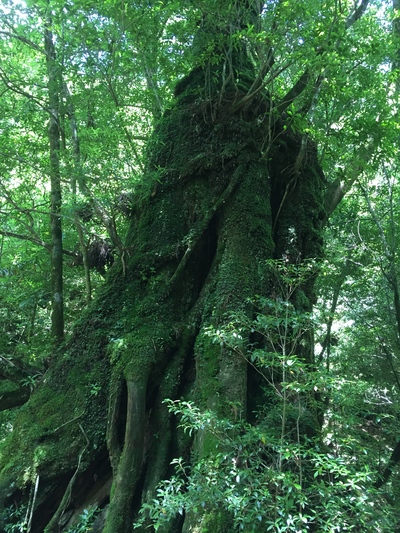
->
(0, 0, 400, 532)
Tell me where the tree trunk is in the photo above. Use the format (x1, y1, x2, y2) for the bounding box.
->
(0, 5, 326, 533)
(44, 21, 64, 341)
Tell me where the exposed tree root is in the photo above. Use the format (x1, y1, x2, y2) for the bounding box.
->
(103, 373, 149, 533)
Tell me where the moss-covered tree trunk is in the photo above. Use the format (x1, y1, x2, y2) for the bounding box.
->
(0, 4, 326, 533)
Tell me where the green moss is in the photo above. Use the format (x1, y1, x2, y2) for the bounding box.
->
(0, 306, 112, 501)
(0, 380, 21, 396)
(0, 388, 81, 487)
(194, 332, 220, 407)
(108, 319, 174, 378)
(192, 145, 275, 425)
(184, 508, 235, 533)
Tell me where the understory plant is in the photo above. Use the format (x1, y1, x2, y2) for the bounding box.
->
(135, 262, 396, 532)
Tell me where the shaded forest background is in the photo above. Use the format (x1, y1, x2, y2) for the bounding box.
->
(0, 0, 400, 532)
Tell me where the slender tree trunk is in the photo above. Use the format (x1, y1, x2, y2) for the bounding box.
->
(44, 21, 64, 340)
(63, 81, 92, 303)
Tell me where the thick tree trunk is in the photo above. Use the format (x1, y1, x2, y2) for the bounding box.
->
(0, 5, 326, 533)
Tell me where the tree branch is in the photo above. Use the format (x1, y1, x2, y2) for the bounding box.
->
(232, 60, 293, 113)
(0, 30, 45, 56)
(0, 229, 51, 250)
(275, 0, 370, 118)
(345, 0, 370, 29)
(324, 141, 375, 217)
(275, 69, 312, 116)
(0, 67, 47, 110)
(0, 229, 78, 258)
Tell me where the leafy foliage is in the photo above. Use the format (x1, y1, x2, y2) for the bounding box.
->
(136, 276, 396, 531)
(65, 507, 100, 533)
